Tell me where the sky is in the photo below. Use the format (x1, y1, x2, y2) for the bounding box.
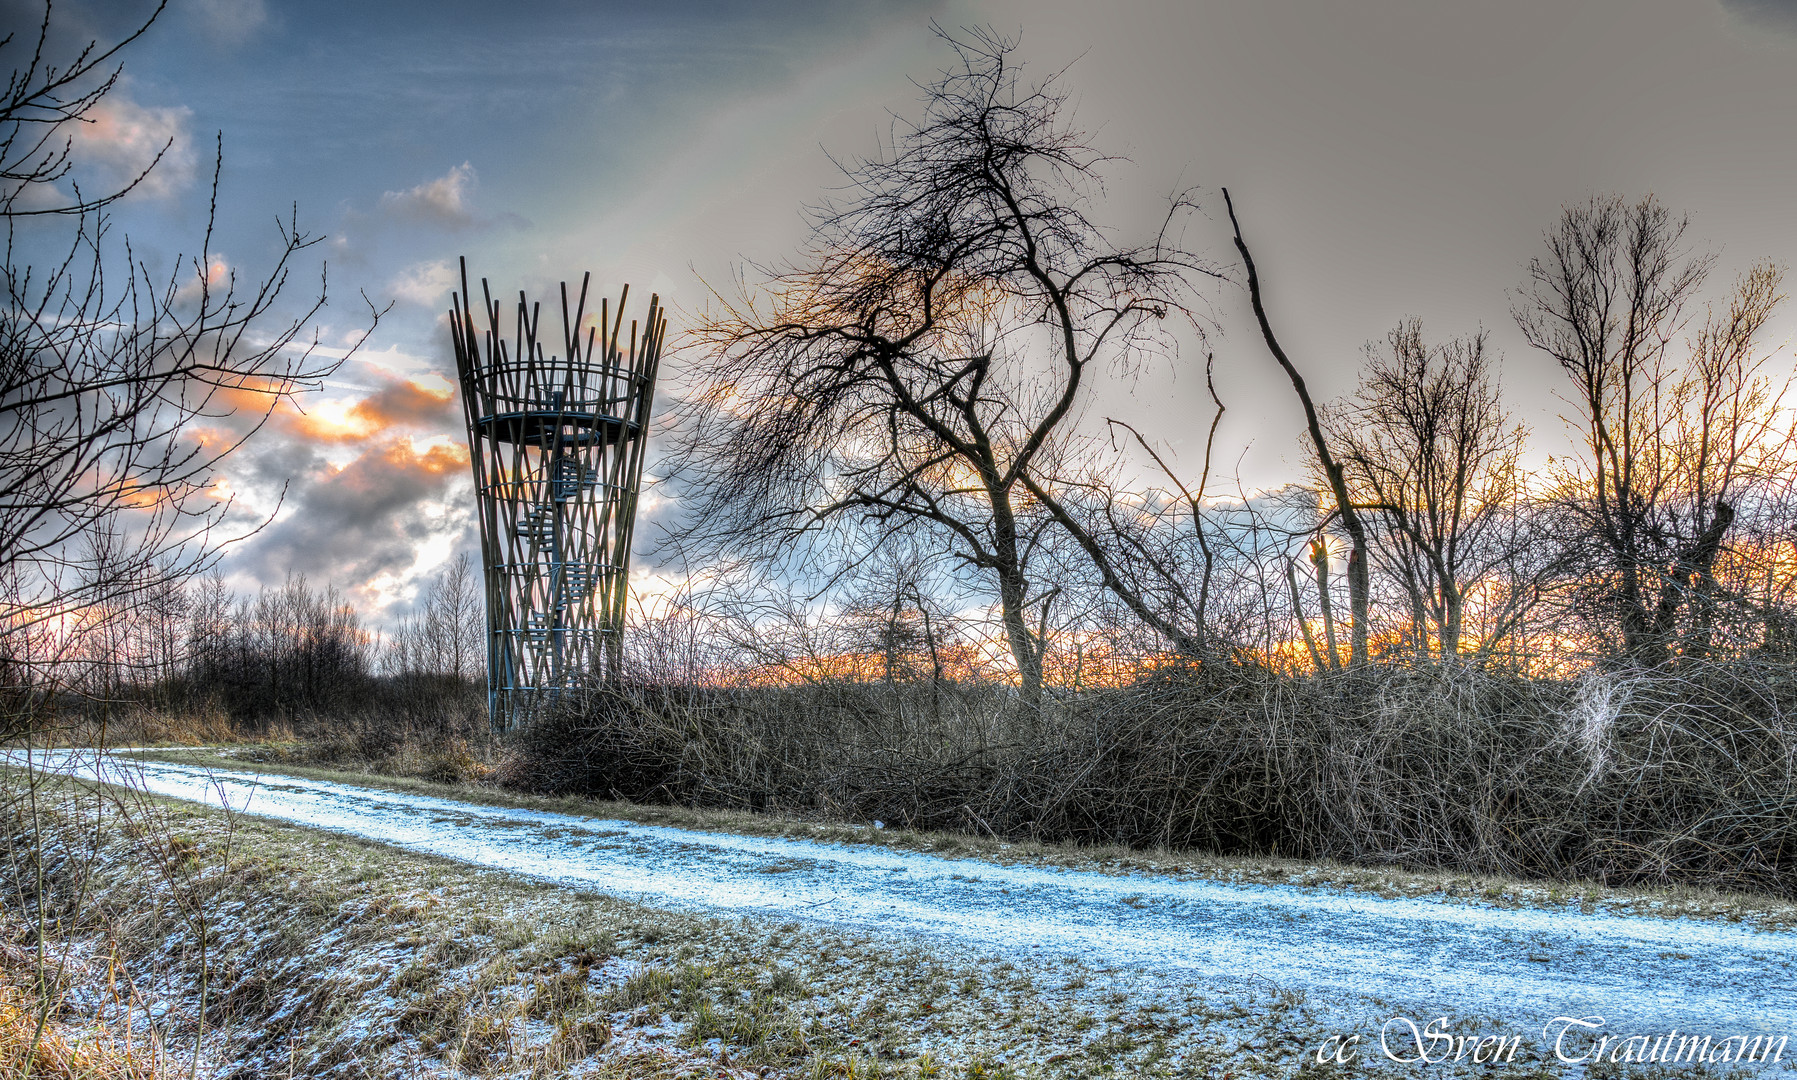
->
(12, 0, 1797, 624)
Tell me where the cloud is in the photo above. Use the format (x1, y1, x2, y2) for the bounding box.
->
(348, 377, 457, 430)
(1720, 0, 1797, 31)
(201, 365, 474, 608)
(70, 89, 196, 199)
(186, 0, 268, 46)
(200, 371, 457, 446)
(381, 162, 479, 228)
(174, 255, 231, 306)
(233, 437, 470, 588)
(389, 259, 459, 308)
(4, 176, 77, 212)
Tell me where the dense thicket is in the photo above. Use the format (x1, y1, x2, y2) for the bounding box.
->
(509, 659, 1797, 897)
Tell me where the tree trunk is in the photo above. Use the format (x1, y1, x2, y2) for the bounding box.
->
(995, 559, 1042, 706)
(1226, 189, 1372, 668)
(1347, 543, 1369, 665)
(988, 485, 1043, 707)
(1440, 584, 1461, 659)
(1311, 539, 1340, 669)
(1286, 560, 1326, 672)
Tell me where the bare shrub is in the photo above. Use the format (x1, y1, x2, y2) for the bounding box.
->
(505, 657, 1797, 896)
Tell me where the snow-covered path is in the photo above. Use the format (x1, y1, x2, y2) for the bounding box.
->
(27, 751, 1797, 1036)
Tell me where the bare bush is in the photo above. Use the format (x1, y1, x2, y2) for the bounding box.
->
(504, 654, 1797, 896)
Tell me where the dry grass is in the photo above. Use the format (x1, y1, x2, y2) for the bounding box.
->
(27, 701, 254, 752)
(0, 944, 162, 1079)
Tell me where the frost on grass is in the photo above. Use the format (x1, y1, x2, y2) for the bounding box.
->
(3, 778, 1347, 1079)
(9, 762, 1793, 1079)
(0, 924, 166, 1078)
(46, 753, 1797, 1037)
(141, 744, 1797, 933)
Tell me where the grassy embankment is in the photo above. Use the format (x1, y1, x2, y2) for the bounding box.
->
(7, 735, 1787, 1079)
(6, 765, 1339, 1080)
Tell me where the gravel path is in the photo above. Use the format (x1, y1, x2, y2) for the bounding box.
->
(29, 750, 1797, 1048)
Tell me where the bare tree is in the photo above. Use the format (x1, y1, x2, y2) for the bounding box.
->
(388, 553, 483, 683)
(1515, 195, 1788, 664)
(1224, 188, 1374, 668)
(671, 28, 1215, 704)
(426, 553, 483, 683)
(0, 2, 379, 700)
(1328, 321, 1530, 659)
(1090, 355, 1230, 652)
(184, 569, 234, 693)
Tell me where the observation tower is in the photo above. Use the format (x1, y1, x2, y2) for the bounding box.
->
(449, 259, 665, 730)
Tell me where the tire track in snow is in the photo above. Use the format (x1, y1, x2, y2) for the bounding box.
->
(26, 750, 1797, 1033)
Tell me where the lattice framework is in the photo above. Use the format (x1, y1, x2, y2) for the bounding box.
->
(449, 259, 664, 730)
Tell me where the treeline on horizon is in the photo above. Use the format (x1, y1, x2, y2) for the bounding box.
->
(0, 559, 485, 752)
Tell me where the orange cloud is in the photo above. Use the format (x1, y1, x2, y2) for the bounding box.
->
(375, 438, 469, 477)
(349, 378, 456, 430)
(230, 435, 471, 586)
(306, 435, 468, 484)
(205, 376, 458, 445)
